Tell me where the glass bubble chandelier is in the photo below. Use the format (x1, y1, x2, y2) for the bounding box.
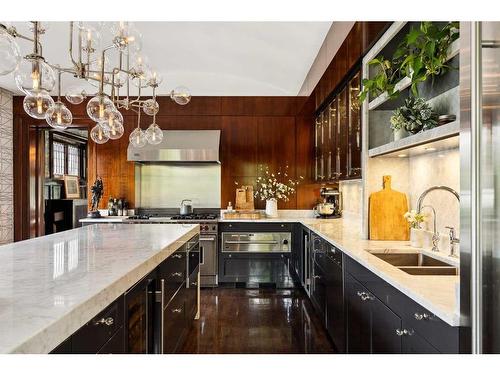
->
(0, 21, 191, 146)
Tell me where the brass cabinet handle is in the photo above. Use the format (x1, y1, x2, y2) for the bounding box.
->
(172, 308, 183, 314)
(414, 312, 431, 321)
(172, 254, 183, 259)
(94, 317, 114, 326)
(171, 272, 183, 277)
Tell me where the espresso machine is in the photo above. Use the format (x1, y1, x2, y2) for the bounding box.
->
(314, 187, 343, 218)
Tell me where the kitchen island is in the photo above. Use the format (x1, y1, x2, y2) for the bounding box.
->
(0, 223, 199, 353)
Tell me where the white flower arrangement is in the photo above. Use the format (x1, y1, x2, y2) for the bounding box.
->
(236, 165, 302, 202)
(403, 210, 427, 229)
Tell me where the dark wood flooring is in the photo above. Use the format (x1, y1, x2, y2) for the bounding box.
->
(179, 288, 335, 354)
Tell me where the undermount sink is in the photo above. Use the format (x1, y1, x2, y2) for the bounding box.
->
(367, 249, 459, 276)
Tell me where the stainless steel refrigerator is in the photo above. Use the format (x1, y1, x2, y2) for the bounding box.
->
(460, 21, 500, 354)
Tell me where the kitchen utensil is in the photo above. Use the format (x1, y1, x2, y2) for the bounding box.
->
(180, 199, 193, 215)
(314, 202, 335, 216)
(235, 185, 254, 210)
(369, 175, 409, 240)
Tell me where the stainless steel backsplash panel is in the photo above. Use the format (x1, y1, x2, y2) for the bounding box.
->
(135, 163, 221, 208)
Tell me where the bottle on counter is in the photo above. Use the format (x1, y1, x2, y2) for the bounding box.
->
(227, 201, 233, 212)
(107, 197, 114, 216)
(122, 199, 128, 216)
(117, 198, 123, 216)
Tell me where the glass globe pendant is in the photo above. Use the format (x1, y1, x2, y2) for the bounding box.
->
(143, 98, 159, 116)
(171, 86, 191, 105)
(65, 86, 87, 105)
(0, 28, 21, 76)
(86, 94, 115, 122)
(15, 58, 56, 94)
(90, 123, 109, 144)
(23, 89, 54, 119)
(129, 127, 146, 148)
(102, 109, 124, 140)
(45, 101, 72, 130)
(145, 122, 163, 145)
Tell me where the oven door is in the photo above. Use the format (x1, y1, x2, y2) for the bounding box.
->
(222, 232, 291, 253)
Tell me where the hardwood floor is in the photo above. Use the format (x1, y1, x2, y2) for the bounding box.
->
(179, 288, 335, 354)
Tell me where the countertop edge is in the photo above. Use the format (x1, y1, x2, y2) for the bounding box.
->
(9, 225, 200, 354)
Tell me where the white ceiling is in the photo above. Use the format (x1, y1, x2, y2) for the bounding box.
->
(0, 21, 332, 96)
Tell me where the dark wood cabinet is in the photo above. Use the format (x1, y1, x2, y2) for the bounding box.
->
(345, 273, 372, 353)
(311, 260, 327, 322)
(401, 328, 440, 354)
(345, 256, 458, 354)
(314, 69, 362, 183)
(347, 72, 362, 179)
(370, 294, 402, 353)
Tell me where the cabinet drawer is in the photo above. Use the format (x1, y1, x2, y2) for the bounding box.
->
(159, 250, 186, 304)
(162, 285, 187, 353)
(97, 326, 125, 354)
(72, 296, 124, 353)
(345, 257, 458, 353)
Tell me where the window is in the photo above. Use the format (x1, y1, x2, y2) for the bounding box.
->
(53, 142, 65, 176)
(50, 135, 86, 179)
(67, 145, 79, 176)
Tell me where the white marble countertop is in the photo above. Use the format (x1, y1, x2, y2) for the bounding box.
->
(78, 210, 460, 326)
(0, 223, 199, 353)
(299, 218, 460, 326)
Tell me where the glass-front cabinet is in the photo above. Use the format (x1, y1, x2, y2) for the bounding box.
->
(314, 69, 362, 182)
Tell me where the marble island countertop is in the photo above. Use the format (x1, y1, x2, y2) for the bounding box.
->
(0, 223, 199, 353)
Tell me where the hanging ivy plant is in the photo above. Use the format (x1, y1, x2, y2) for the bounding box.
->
(358, 22, 459, 103)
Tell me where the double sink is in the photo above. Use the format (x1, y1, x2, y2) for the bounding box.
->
(367, 249, 459, 276)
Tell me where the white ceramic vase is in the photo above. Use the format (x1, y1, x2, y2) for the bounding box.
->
(265, 198, 278, 218)
(394, 128, 410, 141)
(410, 228, 424, 248)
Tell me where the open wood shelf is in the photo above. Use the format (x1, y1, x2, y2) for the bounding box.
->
(368, 120, 460, 158)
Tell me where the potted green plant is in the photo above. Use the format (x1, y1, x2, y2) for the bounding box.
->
(390, 97, 438, 140)
(359, 22, 459, 103)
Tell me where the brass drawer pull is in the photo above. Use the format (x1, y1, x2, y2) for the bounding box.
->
(172, 308, 183, 314)
(94, 317, 114, 326)
(171, 272, 183, 277)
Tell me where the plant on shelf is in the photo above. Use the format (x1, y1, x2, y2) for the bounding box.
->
(398, 22, 459, 96)
(359, 22, 459, 103)
(390, 96, 438, 137)
(236, 165, 302, 217)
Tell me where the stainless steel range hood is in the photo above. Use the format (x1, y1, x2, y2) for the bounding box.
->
(127, 130, 221, 163)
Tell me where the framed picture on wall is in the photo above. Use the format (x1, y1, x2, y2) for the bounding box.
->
(63, 175, 80, 199)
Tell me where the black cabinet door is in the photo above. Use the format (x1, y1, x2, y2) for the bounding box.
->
(98, 327, 125, 354)
(325, 260, 345, 353)
(345, 273, 371, 353)
(311, 261, 327, 322)
(402, 328, 440, 354)
(370, 295, 402, 354)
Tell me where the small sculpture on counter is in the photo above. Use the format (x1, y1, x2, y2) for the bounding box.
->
(88, 177, 104, 218)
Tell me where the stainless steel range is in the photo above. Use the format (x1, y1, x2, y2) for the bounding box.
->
(125, 210, 219, 287)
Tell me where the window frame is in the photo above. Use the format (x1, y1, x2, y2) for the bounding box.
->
(49, 132, 87, 180)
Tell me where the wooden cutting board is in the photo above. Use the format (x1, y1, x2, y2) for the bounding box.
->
(369, 175, 409, 240)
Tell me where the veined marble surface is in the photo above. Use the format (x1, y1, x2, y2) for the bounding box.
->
(0, 223, 199, 353)
(78, 211, 460, 326)
(300, 218, 460, 326)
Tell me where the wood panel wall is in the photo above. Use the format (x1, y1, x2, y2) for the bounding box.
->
(12, 21, 389, 241)
(313, 22, 390, 111)
(13, 96, 323, 233)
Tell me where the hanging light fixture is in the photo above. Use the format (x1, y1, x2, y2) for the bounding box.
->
(45, 69, 72, 129)
(0, 21, 191, 144)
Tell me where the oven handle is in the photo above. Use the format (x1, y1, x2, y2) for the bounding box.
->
(224, 240, 279, 245)
(199, 237, 216, 242)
